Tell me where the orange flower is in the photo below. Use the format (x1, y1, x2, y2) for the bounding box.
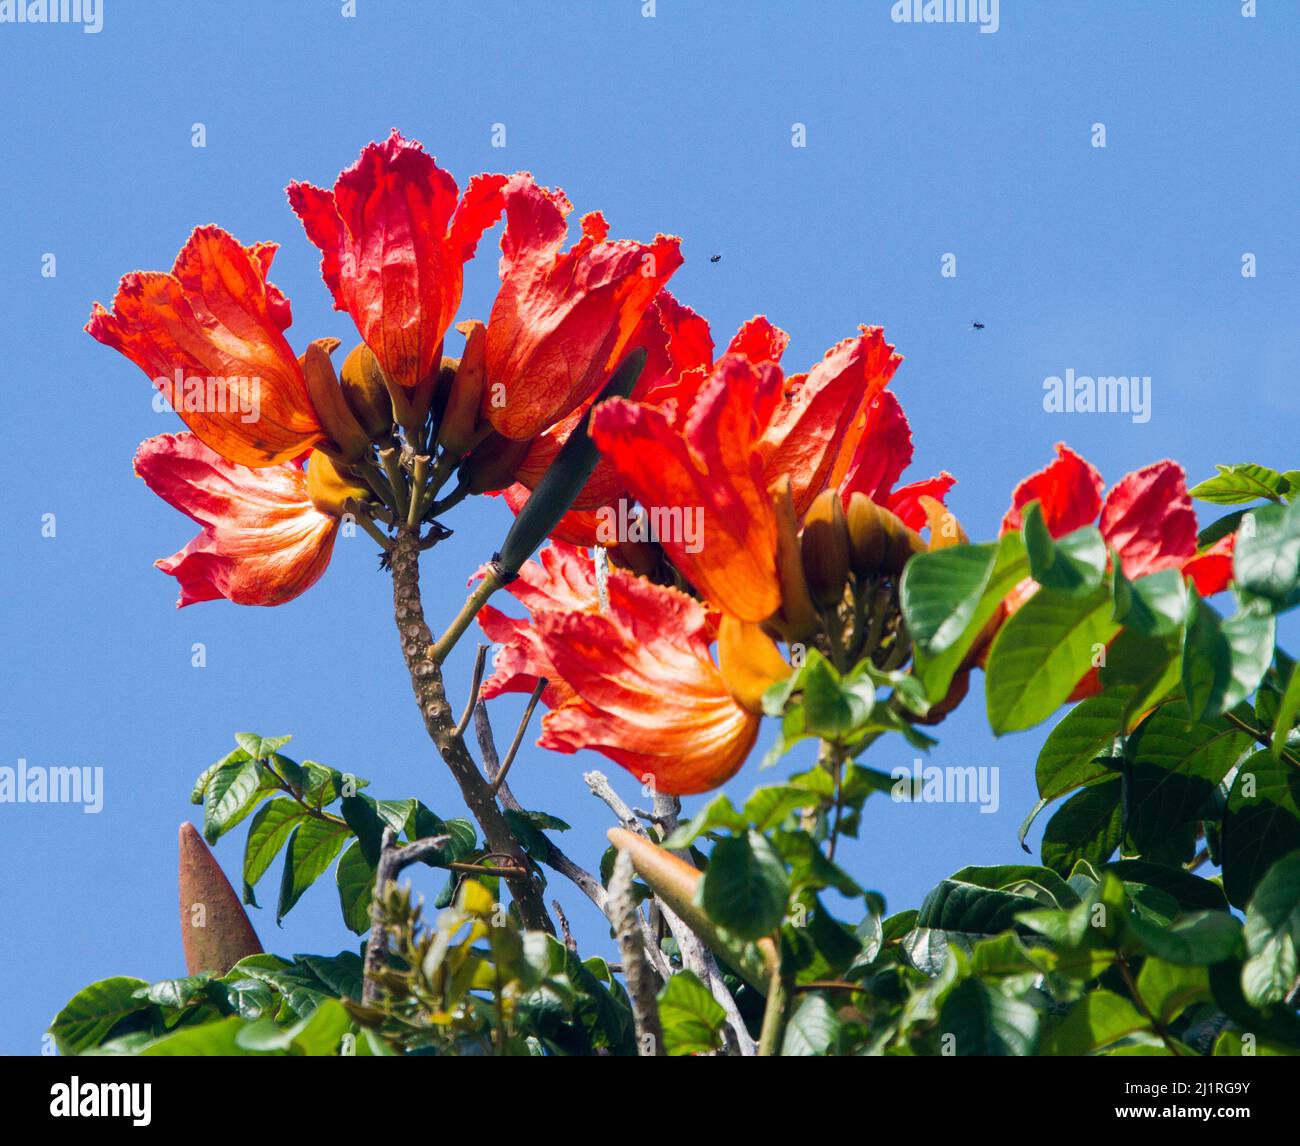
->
(479, 544, 766, 795)
(483, 175, 683, 441)
(288, 130, 506, 390)
(592, 355, 784, 622)
(134, 433, 341, 607)
(87, 227, 323, 467)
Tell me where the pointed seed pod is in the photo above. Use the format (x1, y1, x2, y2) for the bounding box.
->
(178, 822, 262, 976)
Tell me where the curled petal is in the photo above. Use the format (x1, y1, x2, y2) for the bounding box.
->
(87, 227, 320, 467)
(592, 358, 783, 623)
(1182, 533, 1236, 596)
(536, 603, 759, 796)
(725, 315, 790, 366)
(759, 327, 902, 516)
(838, 391, 915, 505)
(1099, 460, 1198, 579)
(288, 130, 506, 389)
(1001, 443, 1104, 537)
(485, 174, 683, 440)
(888, 472, 956, 532)
(134, 433, 336, 606)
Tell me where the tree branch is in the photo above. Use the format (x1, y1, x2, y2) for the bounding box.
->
(609, 850, 664, 1056)
(389, 527, 553, 935)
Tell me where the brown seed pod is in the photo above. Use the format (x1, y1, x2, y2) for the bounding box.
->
(178, 823, 262, 976)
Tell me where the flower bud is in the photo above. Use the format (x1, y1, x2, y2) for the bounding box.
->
(459, 432, 532, 495)
(437, 320, 489, 459)
(800, 488, 851, 609)
(717, 614, 792, 714)
(340, 342, 395, 441)
(306, 450, 370, 517)
(301, 338, 370, 462)
(919, 494, 967, 550)
(771, 477, 819, 641)
(881, 512, 927, 577)
(846, 492, 888, 576)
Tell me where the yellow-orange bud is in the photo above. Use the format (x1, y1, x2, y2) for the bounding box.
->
(800, 488, 851, 608)
(770, 477, 819, 641)
(301, 338, 370, 462)
(340, 343, 395, 441)
(306, 450, 369, 517)
(437, 320, 490, 459)
(717, 614, 792, 714)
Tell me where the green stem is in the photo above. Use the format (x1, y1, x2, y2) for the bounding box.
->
(757, 953, 791, 1057)
(431, 565, 505, 665)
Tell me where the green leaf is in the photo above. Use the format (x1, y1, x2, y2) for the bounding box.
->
(1222, 751, 1300, 908)
(277, 818, 351, 924)
(1102, 860, 1228, 911)
(203, 759, 275, 844)
(782, 993, 842, 1056)
(1181, 591, 1275, 721)
(1191, 464, 1292, 506)
(1112, 567, 1186, 638)
(1242, 850, 1300, 1006)
(1271, 657, 1300, 759)
(1135, 958, 1210, 1025)
(939, 978, 1039, 1056)
(242, 799, 307, 900)
(1034, 691, 1129, 804)
(233, 733, 292, 761)
(1125, 711, 1252, 852)
(1023, 505, 1106, 597)
(288, 998, 353, 1056)
(335, 841, 377, 936)
(298, 952, 365, 1002)
(903, 532, 1028, 702)
(1124, 910, 1242, 965)
(656, 971, 726, 1056)
(141, 1016, 261, 1056)
(1041, 781, 1123, 876)
(1041, 990, 1149, 1055)
(986, 583, 1120, 734)
(699, 831, 790, 942)
(1234, 501, 1300, 606)
(1097, 629, 1182, 727)
(49, 977, 151, 1054)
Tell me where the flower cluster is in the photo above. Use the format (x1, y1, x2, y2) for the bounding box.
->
(88, 131, 1235, 798)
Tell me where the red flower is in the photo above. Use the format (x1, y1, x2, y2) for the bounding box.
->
(134, 433, 340, 607)
(288, 130, 507, 391)
(483, 175, 683, 441)
(479, 544, 765, 794)
(839, 390, 956, 530)
(87, 227, 323, 467)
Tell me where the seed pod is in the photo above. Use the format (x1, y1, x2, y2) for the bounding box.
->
(846, 492, 888, 576)
(178, 822, 262, 976)
(436, 320, 489, 459)
(770, 477, 819, 641)
(306, 450, 370, 517)
(799, 488, 851, 608)
(717, 614, 792, 714)
(301, 338, 370, 462)
(339, 343, 395, 441)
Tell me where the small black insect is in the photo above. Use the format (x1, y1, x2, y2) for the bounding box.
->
(710, 254, 722, 263)
(972, 321, 985, 330)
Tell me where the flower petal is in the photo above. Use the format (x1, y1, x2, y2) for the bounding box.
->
(1001, 443, 1104, 537)
(1182, 533, 1236, 596)
(134, 433, 336, 606)
(288, 130, 506, 389)
(87, 227, 321, 467)
(592, 357, 782, 622)
(485, 175, 683, 440)
(1099, 460, 1198, 578)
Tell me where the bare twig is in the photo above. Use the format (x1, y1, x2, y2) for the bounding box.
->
(553, 900, 577, 951)
(453, 645, 488, 740)
(609, 850, 664, 1056)
(361, 827, 451, 1004)
(489, 678, 546, 795)
(588, 772, 756, 1056)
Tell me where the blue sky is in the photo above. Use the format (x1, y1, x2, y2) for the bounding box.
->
(2, 1, 1297, 1054)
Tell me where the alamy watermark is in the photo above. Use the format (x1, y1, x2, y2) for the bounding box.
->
(594, 498, 704, 554)
(0, 0, 103, 33)
(1, 759, 104, 813)
(1043, 368, 1151, 424)
(890, 0, 999, 34)
(153, 371, 261, 424)
(891, 758, 1000, 814)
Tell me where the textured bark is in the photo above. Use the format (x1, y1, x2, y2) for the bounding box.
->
(389, 527, 553, 934)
